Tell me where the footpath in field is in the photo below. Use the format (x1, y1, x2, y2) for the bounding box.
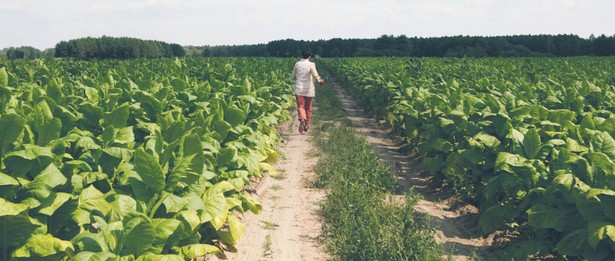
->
(209, 120, 329, 261)
(212, 80, 490, 261)
(331, 81, 491, 260)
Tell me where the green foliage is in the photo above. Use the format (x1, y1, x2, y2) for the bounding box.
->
(0, 57, 295, 259)
(201, 34, 607, 58)
(12, 234, 74, 260)
(1, 46, 52, 60)
(324, 57, 615, 259)
(0, 67, 7, 86)
(314, 125, 440, 260)
(54, 36, 185, 59)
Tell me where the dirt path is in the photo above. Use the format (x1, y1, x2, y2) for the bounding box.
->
(331, 82, 490, 260)
(210, 79, 491, 261)
(210, 120, 329, 261)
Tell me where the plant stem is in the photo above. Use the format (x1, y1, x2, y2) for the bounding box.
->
(148, 191, 169, 219)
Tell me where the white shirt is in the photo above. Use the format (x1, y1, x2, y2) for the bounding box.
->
(291, 59, 322, 97)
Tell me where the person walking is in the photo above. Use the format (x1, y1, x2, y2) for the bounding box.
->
(291, 50, 325, 134)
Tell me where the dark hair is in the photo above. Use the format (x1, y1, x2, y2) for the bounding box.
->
(301, 50, 311, 59)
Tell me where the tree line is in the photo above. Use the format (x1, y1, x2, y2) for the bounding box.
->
(201, 34, 615, 58)
(2, 34, 614, 60)
(0, 46, 54, 59)
(54, 36, 186, 59)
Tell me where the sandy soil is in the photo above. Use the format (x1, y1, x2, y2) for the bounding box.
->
(331, 82, 491, 260)
(209, 119, 329, 261)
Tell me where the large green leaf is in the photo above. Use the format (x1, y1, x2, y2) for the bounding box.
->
(566, 137, 588, 153)
(474, 132, 501, 149)
(567, 155, 593, 186)
(460, 148, 487, 165)
(107, 194, 138, 222)
(591, 132, 615, 159)
(588, 222, 615, 249)
(37, 192, 72, 216)
(437, 117, 456, 134)
(46, 78, 63, 102)
(238, 152, 260, 175)
(236, 194, 262, 214)
(25, 163, 68, 200)
(138, 91, 163, 118)
(484, 93, 503, 113)
(69, 251, 118, 261)
(78, 102, 104, 129)
(166, 134, 203, 191)
(57, 105, 82, 132)
(134, 148, 165, 193)
(527, 204, 574, 232)
(224, 107, 247, 127)
(176, 244, 220, 259)
(82, 85, 100, 104)
(114, 127, 135, 146)
(31, 163, 67, 188)
(12, 233, 74, 260)
(136, 253, 183, 261)
(170, 78, 187, 92)
(480, 204, 519, 233)
(201, 182, 234, 229)
(178, 210, 201, 234)
(100, 147, 132, 177)
(202, 194, 228, 229)
(430, 138, 453, 153)
(166, 154, 193, 192)
(211, 115, 232, 141)
(118, 213, 155, 256)
(216, 214, 245, 244)
(217, 146, 238, 168)
(0, 198, 40, 250)
(599, 118, 615, 133)
(556, 230, 590, 257)
(162, 121, 186, 143)
(421, 155, 444, 172)
(73, 186, 113, 225)
(587, 152, 615, 174)
(0, 171, 19, 187)
(0, 113, 26, 156)
(495, 152, 529, 173)
(548, 109, 576, 124)
(71, 229, 107, 253)
(150, 218, 182, 254)
(523, 128, 541, 159)
(33, 100, 54, 128)
(551, 173, 591, 195)
(161, 193, 189, 214)
(0, 67, 8, 86)
(37, 117, 62, 146)
(103, 103, 130, 128)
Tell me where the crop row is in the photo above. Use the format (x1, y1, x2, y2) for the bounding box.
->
(323, 57, 615, 259)
(0, 57, 294, 260)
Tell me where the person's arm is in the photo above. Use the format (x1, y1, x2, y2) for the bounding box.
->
(310, 63, 325, 84)
(291, 64, 297, 80)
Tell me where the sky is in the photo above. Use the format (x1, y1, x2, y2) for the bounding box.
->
(1, 0, 613, 50)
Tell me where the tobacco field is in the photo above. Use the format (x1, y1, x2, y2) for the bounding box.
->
(0, 57, 294, 260)
(323, 57, 615, 259)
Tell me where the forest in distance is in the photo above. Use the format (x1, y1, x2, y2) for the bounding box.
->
(1, 34, 615, 60)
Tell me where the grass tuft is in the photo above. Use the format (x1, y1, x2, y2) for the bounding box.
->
(311, 79, 441, 260)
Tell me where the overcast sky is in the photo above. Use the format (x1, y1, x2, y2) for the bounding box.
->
(1, 0, 613, 50)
